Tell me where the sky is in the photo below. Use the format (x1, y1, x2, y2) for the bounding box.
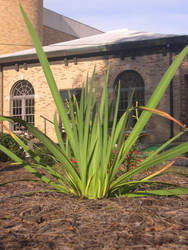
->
(43, 0, 188, 35)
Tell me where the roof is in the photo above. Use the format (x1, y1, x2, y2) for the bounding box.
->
(0, 29, 187, 64)
(43, 8, 103, 38)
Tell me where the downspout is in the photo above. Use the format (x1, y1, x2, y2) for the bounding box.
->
(0, 65, 3, 132)
(169, 47, 174, 138)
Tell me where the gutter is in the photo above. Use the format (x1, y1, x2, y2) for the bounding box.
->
(0, 35, 187, 66)
(0, 45, 107, 65)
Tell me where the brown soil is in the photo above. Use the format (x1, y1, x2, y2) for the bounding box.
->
(0, 163, 188, 250)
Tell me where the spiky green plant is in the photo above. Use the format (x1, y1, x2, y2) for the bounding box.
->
(0, 4, 188, 198)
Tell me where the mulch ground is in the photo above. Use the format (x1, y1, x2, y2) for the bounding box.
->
(0, 163, 188, 250)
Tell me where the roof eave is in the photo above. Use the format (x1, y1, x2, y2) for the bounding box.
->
(0, 45, 107, 65)
(0, 35, 187, 66)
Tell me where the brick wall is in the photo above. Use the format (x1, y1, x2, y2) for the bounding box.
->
(2, 52, 187, 144)
(0, 0, 43, 55)
(43, 26, 77, 46)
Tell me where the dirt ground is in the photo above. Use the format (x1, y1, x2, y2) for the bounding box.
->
(0, 163, 188, 250)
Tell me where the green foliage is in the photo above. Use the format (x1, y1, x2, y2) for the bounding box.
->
(32, 144, 56, 166)
(0, 4, 187, 198)
(0, 133, 24, 162)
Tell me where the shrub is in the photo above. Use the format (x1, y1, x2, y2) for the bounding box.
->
(33, 144, 56, 166)
(0, 133, 24, 162)
(0, 4, 188, 198)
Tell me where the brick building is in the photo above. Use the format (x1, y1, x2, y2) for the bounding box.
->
(0, 1, 187, 144)
(0, 0, 102, 55)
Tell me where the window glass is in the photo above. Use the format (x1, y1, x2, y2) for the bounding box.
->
(10, 80, 35, 131)
(114, 70, 145, 127)
(60, 88, 82, 113)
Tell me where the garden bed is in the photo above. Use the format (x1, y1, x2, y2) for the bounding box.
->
(0, 163, 188, 250)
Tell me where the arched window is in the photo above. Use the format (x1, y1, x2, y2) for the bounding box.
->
(114, 70, 145, 127)
(10, 80, 35, 131)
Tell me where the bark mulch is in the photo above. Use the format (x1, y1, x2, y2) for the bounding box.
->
(0, 163, 188, 250)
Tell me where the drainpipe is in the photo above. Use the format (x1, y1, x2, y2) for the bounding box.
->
(169, 47, 174, 138)
(0, 65, 3, 132)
